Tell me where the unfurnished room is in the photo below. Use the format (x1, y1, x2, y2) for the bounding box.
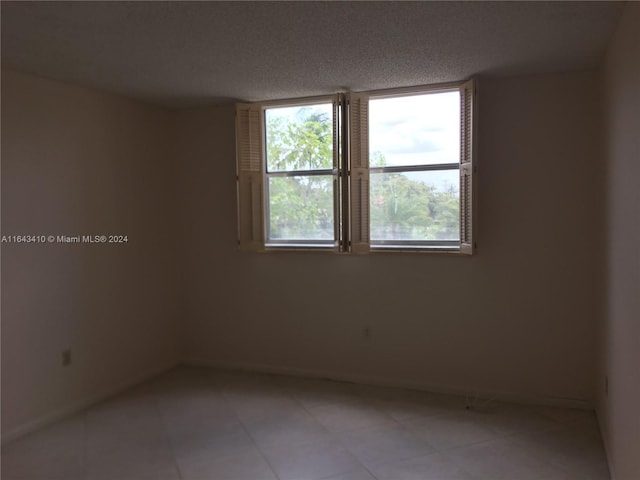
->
(1, 1, 638, 479)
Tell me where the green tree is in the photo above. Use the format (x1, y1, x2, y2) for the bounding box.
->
(267, 109, 332, 171)
(370, 159, 460, 241)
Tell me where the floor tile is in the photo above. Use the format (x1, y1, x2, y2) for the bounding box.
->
(161, 404, 242, 442)
(307, 400, 394, 433)
(85, 432, 179, 480)
(534, 405, 596, 424)
(466, 402, 562, 437)
(177, 446, 278, 480)
(226, 389, 300, 425)
(244, 408, 332, 448)
(336, 422, 435, 467)
(511, 419, 611, 480)
(167, 421, 256, 463)
(0, 415, 85, 479)
(86, 390, 164, 438)
(261, 438, 363, 480)
(369, 452, 479, 480)
(444, 436, 568, 480)
(155, 382, 231, 416)
(320, 468, 378, 480)
(402, 411, 498, 451)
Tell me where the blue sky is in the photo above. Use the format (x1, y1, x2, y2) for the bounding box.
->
(369, 90, 460, 167)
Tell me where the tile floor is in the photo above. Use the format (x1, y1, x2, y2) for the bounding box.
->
(1, 367, 610, 480)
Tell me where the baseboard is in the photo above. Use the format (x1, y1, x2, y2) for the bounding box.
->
(1, 361, 179, 446)
(184, 358, 593, 410)
(594, 407, 616, 479)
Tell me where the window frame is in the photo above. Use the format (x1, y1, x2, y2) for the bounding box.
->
(235, 79, 476, 255)
(366, 86, 463, 251)
(261, 95, 341, 250)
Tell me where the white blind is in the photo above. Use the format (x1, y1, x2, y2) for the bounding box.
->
(236, 103, 264, 251)
(348, 93, 370, 254)
(460, 80, 476, 255)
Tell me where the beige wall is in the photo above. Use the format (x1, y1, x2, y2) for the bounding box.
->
(598, 3, 640, 479)
(177, 71, 603, 405)
(1, 70, 180, 437)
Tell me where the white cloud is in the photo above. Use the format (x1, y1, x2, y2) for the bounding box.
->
(370, 90, 460, 167)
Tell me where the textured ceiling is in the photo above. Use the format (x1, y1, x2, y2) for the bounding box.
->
(1, 1, 624, 108)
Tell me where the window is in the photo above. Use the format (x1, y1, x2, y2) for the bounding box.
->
(236, 80, 476, 254)
(264, 100, 337, 247)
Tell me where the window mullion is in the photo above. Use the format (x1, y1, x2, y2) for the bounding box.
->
(370, 163, 459, 174)
(339, 94, 349, 253)
(266, 169, 333, 178)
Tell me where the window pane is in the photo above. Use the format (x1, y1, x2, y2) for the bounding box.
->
(267, 175, 334, 241)
(370, 170, 459, 241)
(370, 91, 460, 167)
(265, 104, 334, 172)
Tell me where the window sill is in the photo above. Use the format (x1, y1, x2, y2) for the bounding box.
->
(255, 244, 465, 255)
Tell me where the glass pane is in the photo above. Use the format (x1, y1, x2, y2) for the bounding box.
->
(265, 103, 334, 172)
(370, 170, 459, 241)
(370, 91, 460, 167)
(267, 175, 335, 241)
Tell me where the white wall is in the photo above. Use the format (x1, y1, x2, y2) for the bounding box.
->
(598, 3, 640, 479)
(1, 70, 180, 437)
(177, 71, 603, 405)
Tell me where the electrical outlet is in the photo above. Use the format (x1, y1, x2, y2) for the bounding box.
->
(363, 326, 371, 339)
(62, 349, 72, 367)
